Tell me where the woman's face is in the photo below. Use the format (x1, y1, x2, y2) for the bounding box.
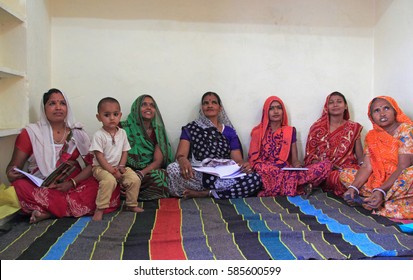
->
(202, 94, 221, 119)
(140, 96, 156, 121)
(328, 95, 347, 117)
(370, 98, 396, 128)
(268, 101, 283, 123)
(44, 92, 67, 123)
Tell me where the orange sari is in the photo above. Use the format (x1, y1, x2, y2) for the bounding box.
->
(340, 96, 413, 219)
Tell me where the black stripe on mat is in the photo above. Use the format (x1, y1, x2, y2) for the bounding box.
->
(217, 200, 271, 260)
(122, 200, 159, 260)
(325, 192, 405, 230)
(17, 218, 77, 260)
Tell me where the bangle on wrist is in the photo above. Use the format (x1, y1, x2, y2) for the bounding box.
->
(176, 155, 186, 162)
(70, 178, 77, 188)
(136, 170, 144, 181)
(373, 188, 386, 198)
(348, 185, 360, 195)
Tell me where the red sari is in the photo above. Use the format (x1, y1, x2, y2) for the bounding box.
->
(304, 94, 362, 196)
(13, 129, 120, 218)
(249, 96, 332, 197)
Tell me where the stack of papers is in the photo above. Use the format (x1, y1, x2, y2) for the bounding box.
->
(193, 164, 246, 179)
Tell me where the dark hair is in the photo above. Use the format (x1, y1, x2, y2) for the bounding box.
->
(97, 97, 120, 112)
(329, 91, 347, 105)
(201, 91, 222, 106)
(43, 88, 63, 105)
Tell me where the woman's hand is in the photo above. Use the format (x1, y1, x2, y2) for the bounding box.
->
(6, 165, 25, 182)
(178, 158, 193, 179)
(238, 161, 253, 174)
(343, 188, 358, 205)
(49, 181, 73, 192)
(363, 191, 384, 210)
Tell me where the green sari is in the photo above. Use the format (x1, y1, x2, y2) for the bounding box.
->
(121, 95, 174, 200)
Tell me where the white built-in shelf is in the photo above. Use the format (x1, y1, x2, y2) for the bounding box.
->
(0, 128, 21, 137)
(0, 67, 25, 78)
(0, 2, 25, 23)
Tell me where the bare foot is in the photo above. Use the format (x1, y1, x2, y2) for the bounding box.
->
(182, 189, 209, 199)
(92, 209, 104, 221)
(29, 210, 51, 224)
(126, 206, 144, 213)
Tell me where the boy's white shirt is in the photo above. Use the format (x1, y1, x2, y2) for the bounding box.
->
(90, 127, 131, 167)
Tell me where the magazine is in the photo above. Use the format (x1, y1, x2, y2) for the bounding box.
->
(193, 164, 246, 179)
(14, 162, 76, 187)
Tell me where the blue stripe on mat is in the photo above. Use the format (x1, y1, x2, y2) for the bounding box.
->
(287, 196, 397, 257)
(230, 199, 295, 260)
(42, 217, 91, 260)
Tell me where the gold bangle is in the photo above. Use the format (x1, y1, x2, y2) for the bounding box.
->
(70, 178, 77, 188)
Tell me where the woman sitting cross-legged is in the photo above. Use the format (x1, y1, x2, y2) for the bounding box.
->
(167, 91, 262, 199)
(5, 88, 120, 223)
(340, 96, 413, 219)
(304, 91, 364, 196)
(248, 96, 332, 197)
(120, 94, 174, 200)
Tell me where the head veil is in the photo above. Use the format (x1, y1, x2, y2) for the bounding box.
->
(194, 96, 234, 130)
(365, 96, 413, 189)
(121, 94, 174, 169)
(304, 92, 351, 165)
(25, 89, 90, 176)
(248, 96, 291, 166)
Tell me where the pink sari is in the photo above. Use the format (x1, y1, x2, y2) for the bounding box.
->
(249, 96, 332, 196)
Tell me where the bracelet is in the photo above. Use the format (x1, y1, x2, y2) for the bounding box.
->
(136, 170, 144, 181)
(70, 178, 77, 188)
(176, 155, 186, 162)
(373, 188, 386, 198)
(348, 185, 360, 195)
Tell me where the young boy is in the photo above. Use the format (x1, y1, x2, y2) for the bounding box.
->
(90, 97, 143, 221)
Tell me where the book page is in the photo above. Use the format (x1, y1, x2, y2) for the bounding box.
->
(13, 168, 44, 187)
(193, 164, 246, 179)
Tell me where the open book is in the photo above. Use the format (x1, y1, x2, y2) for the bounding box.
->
(14, 162, 76, 187)
(193, 164, 246, 179)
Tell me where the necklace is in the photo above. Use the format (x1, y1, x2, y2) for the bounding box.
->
(54, 127, 67, 144)
(109, 130, 117, 145)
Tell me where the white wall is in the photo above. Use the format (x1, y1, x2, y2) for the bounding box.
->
(374, 0, 413, 118)
(4, 0, 413, 185)
(0, 0, 50, 185)
(49, 0, 375, 158)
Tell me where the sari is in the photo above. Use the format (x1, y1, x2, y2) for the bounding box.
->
(340, 96, 413, 219)
(12, 92, 120, 218)
(249, 96, 332, 196)
(304, 93, 363, 196)
(121, 95, 174, 200)
(167, 103, 262, 199)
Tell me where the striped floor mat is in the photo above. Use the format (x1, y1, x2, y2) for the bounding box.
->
(1, 191, 412, 260)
